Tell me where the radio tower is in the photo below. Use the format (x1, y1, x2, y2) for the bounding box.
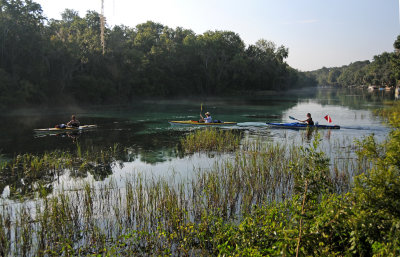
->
(100, 0, 105, 55)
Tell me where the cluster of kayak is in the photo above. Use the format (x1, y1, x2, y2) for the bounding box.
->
(34, 118, 340, 134)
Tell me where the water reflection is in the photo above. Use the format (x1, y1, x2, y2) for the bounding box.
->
(316, 87, 395, 109)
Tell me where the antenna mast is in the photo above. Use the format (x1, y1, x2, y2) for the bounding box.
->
(100, 0, 105, 55)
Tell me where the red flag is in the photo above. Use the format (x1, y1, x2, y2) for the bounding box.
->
(324, 115, 332, 123)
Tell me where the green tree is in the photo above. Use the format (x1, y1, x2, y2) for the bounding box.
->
(197, 30, 245, 93)
(391, 35, 400, 83)
(0, 0, 47, 104)
(327, 69, 341, 85)
(0, 1, 314, 108)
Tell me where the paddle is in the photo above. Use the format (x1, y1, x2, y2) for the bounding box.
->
(289, 116, 300, 121)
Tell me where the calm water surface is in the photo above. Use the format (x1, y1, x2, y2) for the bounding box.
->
(0, 87, 394, 198)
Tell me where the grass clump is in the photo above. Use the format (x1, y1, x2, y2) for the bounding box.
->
(180, 128, 241, 153)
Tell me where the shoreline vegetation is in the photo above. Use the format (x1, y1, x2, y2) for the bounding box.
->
(0, 0, 316, 109)
(308, 36, 400, 89)
(0, 102, 399, 256)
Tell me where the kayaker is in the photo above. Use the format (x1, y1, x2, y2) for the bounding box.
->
(67, 115, 80, 127)
(200, 112, 213, 123)
(300, 113, 314, 125)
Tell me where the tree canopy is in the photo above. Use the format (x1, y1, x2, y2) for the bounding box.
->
(0, 0, 316, 108)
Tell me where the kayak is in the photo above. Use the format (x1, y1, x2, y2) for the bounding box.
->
(169, 120, 237, 126)
(266, 122, 340, 129)
(34, 125, 97, 133)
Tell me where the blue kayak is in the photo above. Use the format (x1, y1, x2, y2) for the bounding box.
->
(266, 122, 340, 129)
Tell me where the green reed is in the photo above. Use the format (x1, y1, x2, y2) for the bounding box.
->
(180, 128, 241, 153)
(0, 134, 364, 255)
(0, 129, 375, 256)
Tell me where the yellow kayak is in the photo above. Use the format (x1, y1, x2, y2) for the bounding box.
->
(169, 120, 237, 126)
(34, 125, 97, 133)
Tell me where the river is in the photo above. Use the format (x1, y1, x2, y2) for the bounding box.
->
(0, 87, 394, 199)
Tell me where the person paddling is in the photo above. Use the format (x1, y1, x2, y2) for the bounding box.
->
(55, 115, 80, 128)
(67, 115, 80, 127)
(200, 112, 212, 123)
(300, 113, 314, 125)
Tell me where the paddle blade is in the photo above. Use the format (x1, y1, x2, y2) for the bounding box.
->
(324, 115, 332, 123)
(289, 116, 297, 120)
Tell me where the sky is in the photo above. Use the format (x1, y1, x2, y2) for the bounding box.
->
(34, 0, 400, 71)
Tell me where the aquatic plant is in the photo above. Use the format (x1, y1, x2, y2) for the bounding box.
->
(180, 128, 241, 153)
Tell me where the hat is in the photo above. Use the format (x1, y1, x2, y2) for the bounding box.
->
(205, 112, 210, 115)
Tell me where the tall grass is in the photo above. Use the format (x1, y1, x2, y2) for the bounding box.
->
(180, 128, 241, 153)
(0, 135, 360, 255)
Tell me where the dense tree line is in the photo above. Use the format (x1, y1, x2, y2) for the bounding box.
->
(0, 0, 315, 108)
(308, 36, 400, 88)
